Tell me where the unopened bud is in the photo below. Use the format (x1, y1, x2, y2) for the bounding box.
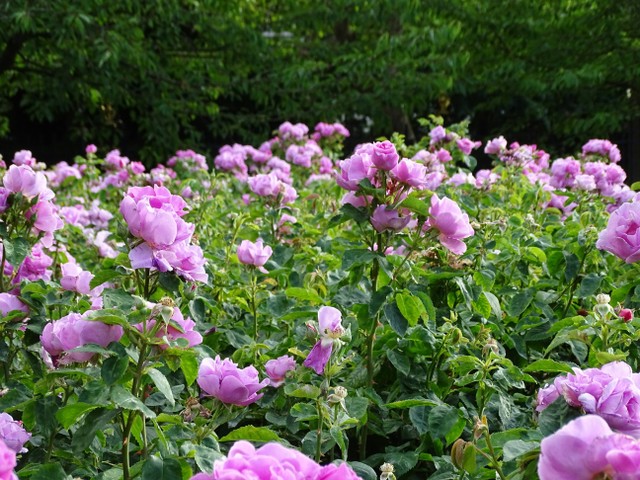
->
(483, 338, 499, 356)
(327, 386, 348, 405)
(473, 416, 488, 440)
(451, 439, 467, 470)
(619, 308, 634, 323)
(380, 462, 396, 480)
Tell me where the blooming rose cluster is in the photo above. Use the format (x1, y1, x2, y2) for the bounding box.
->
(2, 162, 63, 246)
(214, 121, 346, 192)
(190, 440, 361, 480)
(40, 312, 124, 367)
(90, 149, 146, 192)
(582, 138, 622, 163)
(167, 149, 208, 174)
(539, 415, 640, 479)
(120, 185, 207, 282)
(197, 356, 269, 406)
(536, 361, 640, 435)
(336, 140, 475, 254)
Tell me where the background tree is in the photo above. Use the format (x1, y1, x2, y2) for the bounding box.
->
(0, 0, 638, 171)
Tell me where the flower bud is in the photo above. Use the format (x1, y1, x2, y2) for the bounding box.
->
(327, 386, 348, 405)
(473, 416, 488, 440)
(450, 438, 467, 470)
(380, 462, 396, 480)
(596, 293, 611, 305)
(619, 308, 634, 323)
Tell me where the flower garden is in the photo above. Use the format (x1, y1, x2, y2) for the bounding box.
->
(1, 118, 639, 479)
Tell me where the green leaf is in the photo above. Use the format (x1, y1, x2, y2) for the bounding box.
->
(342, 249, 376, 270)
(3, 237, 30, 267)
(71, 407, 119, 453)
(462, 442, 477, 473)
(285, 287, 323, 304)
(595, 351, 627, 364)
(141, 455, 182, 480)
(472, 293, 492, 318)
(32, 463, 70, 480)
(90, 268, 122, 289)
(386, 398, 437, 409)
(523, 359, 574, 374)
(147, 368, 175, 406)
(538, 397, 581, 436)
(189, 297, 206, 323)
(35, 396, 59, 437)
(386, 349, 410, 376)
(56, 402, 102, 429)
(103, 289, 137, 310)
(502, 440, 539, 462)
(348, 461, 377, 480)
(428, 405, 466, 445)
(219, 425, 283, 442)
(86, 309, 129, 327)
(180, 352, 199, 387)
(194, 444, 224, 473)
(396, 291, 426, 326)
(384, 302, 408, 336)
(111, 385, 156, 418)
(577, 273, 603, 298)
(101, 354, 130, 385)
(399, 196, 430, 216)
(506, 290, 534, 317)
(483, 291, 502, 319)
(330, 426, 347, 459)
(284, 383, 321, 399)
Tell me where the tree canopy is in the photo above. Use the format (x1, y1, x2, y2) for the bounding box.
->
(0, 0, 638, 164)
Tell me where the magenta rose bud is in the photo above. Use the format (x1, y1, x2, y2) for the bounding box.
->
(372, 141, 399, 171)
(237, 239, 273, 271)
(265, 355, 296, 387)
(85, 144, 97, 154)
(426, 194, 474, 255)
(596, 201, 640, 263)
(197, 356, 269, 406)
(620, 308, 634, 322)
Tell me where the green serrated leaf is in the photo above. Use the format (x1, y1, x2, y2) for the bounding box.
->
(285, 287, 323, 304)
(523, 359, 573, 374)
(55, 402, 102, 429)
(219, 425, 282, 442)
(111, 385, 156, 418)
(284, 383, 321, 399)
(147, 368, 175, 406)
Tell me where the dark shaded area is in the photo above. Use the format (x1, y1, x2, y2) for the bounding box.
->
(0, 1, 638, 178)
